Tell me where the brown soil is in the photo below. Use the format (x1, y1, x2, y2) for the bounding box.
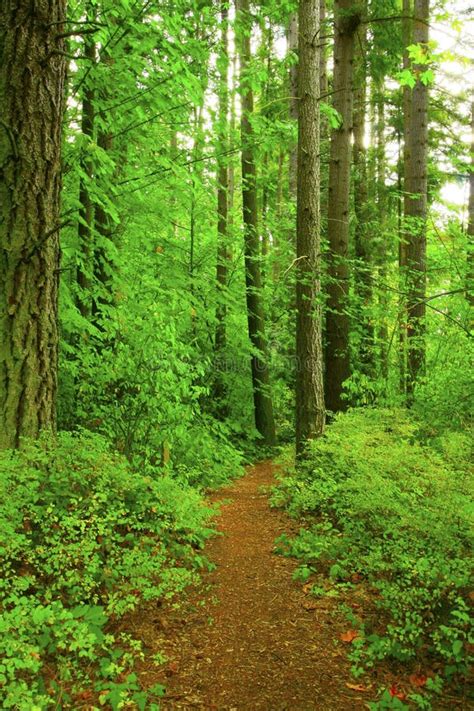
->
(130, 461, 368, 710)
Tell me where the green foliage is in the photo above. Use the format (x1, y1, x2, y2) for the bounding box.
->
(274, 409, 473, 692)
(0, 432, 215, 708)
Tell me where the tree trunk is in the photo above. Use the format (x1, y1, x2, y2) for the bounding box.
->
(325, 0, 360, 413)
(467, 102, 474, 310)
(352, 18, 374, 377)
(236, 0, 276, 446)
(77, 30, 96, 319)
(405, 0, 429, 402)
(0, 0, 67, 449)
(214, 0, 230, 413)
(295, 0, 325, 457)
(288, 11, 299, 201)
(399, 0, 412, 394)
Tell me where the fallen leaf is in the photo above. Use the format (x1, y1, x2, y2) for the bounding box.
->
(409, 674, 427, 687)
(389, 684, 406, 700)
(345, 682, 369, 692)
(340, 629, 359, 643)
(302, 582, 313, 595)
(166, 661, 179, 675)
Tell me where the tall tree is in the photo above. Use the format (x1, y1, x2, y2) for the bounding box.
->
(295, 0, 325, 456)
(288, 10, 299, 200)
(236, 0, 276, 445)
(77, 25, 96, 320)
(325, 0, 361, 413)
(352, 16, 375, 376)
(467, 101, 474, 310)
(404, 0, 429, 401)
(214, 0, 230, 413)
(0, 0, 68, 449)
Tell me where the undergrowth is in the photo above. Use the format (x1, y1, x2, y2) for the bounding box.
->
(0, 431, 217, 709)
(273, 408, 473, 709)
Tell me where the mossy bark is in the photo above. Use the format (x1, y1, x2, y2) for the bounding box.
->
(0, 0, 67, 448)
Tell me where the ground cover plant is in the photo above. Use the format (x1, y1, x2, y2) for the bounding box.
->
(0, 432, 216, 709)
(273, 408, 473, 708)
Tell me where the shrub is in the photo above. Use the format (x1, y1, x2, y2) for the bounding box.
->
(0, 432, 215, 708)
(274, 408, 473, 687)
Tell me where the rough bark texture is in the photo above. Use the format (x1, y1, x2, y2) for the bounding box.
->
(0, 0, 67, 449)
(352, 18, 374, 376)
(214, 1, 230, 413)
(404, 0, 429, 401)
(236, 0, 276, 446)
(295, 0, 325, 457)
(325, 0, 360, 413)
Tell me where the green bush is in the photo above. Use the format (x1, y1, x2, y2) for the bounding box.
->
(0, 432, 215, 709)
(274, 408, 473, 685)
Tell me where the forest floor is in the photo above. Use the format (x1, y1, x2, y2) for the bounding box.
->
(126, 461, 370, 710)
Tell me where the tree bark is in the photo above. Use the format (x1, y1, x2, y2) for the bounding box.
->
(399, 0, 412, 394)
(288, 11, 299, 201)
(352, 17, 374, 377)
(467, 102, 474, 310)
(236, 0, 276, 446)
(295, 0, 325, 457)
(214, 0, 230, 413)
(0, 0, 67, 448)
(77, 29, 96, 319)
(325, 0, 360, 413)
(404, 0, 429, 402)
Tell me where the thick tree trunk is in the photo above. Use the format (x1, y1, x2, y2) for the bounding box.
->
(325, 0, 360, 413)
(236, 0, 276, 446)
(214, 1, 230, 413)
(352, 18, 374, 377)
(0, 0, 67, 449)
(295, 0, 325, 457)
(405, 0, 429, 402)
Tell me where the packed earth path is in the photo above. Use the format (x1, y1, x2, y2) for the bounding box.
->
(129, 461, 368, 710)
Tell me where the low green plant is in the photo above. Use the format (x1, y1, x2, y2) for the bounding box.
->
(0, 431, 215, 708)
(274, 408, 473, 704)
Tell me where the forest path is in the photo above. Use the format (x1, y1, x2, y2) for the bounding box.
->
(133, 461, 365, 710)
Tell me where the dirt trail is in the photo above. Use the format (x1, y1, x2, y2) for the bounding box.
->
(134, 461, 366, 710)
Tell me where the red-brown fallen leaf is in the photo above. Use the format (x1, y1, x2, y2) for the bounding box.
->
(166, 661, 179, 675)
(389, 685, 406, 700)
(340, 629, 359, 643)
(409, 674, 428, 687)
(345, 682, 369, 692)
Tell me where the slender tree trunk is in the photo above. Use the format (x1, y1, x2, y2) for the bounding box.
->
(405, 0, 429, 402)
(296, 0, 325, 456)
(319, 0, 329, 227)
(0, 0, 67, 449)
(325, 0, 360, 413)
(399, 0, 412, 393)
(214, 0, 230, 412)
(353, 18, 374, 377)
(236, 0, 276, 445)
(467, 102, 474, 309)
(288, 11, 299, 201)
(374, 87, 389, 380)
(77, 30, 96, 319)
